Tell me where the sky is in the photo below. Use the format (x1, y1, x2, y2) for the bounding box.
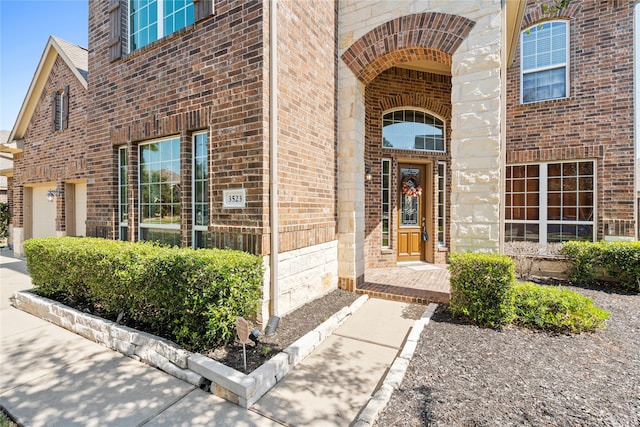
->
(0, 0, 88, 132)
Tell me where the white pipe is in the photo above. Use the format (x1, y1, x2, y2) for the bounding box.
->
(269, 0, 279, 317)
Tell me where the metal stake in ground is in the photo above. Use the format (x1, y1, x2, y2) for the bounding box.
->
(236, 317, 251, 372)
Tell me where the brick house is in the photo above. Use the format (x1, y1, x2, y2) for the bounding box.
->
(3, 1, 638, 323)
(506, 0, 637, 245)
(1, 36, 88, 250)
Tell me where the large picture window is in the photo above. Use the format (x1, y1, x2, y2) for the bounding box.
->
(139, 137, 181, 246)
(505, 160, 595, 243)
(382, 109, 445, 152)
(129, 0, 194, 52)
(521, 21, 569, 103)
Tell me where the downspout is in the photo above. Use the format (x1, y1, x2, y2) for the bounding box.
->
(266, 0, 280, 334)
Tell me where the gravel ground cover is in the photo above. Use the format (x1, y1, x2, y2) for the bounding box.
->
(375, 285, 640, 426)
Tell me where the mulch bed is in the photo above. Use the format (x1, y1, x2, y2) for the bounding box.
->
(375, 284, 640, 426)
(207, 289, 359, 373)
(61, 288, 359, 374)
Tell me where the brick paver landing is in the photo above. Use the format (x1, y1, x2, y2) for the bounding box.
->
(358, 263, 450, 305)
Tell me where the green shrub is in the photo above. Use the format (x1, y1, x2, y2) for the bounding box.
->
(448, 252, 516, 328)
(449, 251, 610, 334)
(512, 282, 610, 333)
(24, 236, 263, 350)
(562, 241, 640, 291)
(0, 202, 9, 242)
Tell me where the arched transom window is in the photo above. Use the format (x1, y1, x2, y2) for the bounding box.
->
(382, 109, 445, 152)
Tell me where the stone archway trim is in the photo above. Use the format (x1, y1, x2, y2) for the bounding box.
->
(341, 12, 476, 84)
(520, 3, 580, 29)
(379, 93, 451, 122)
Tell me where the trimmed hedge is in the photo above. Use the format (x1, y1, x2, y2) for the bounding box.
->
(449, 252, 610, 333)
(512, 282, 610, 333)
(561, 241, 640, 291)
(24, 236, 263, 350)
(449, 252, 516, 328)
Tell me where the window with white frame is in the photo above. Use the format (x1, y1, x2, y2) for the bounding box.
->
(109, 0, 213, 61)
(139, 137, 181, 246)
(382, 109, 445, 152)
(437, 162, 446, 247)
(381, 159, 391, 248)
(129, 0, 194, 52)
(118, 147, 128, 241)
(505, 160, 595, 243)
(521, 21, 569, 103)
(193, 132, 209, 248)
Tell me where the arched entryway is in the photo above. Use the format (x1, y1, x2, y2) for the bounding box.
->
(337, 5, 504, 292)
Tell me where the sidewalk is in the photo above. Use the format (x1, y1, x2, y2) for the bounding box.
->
(0, 250, 434, 426)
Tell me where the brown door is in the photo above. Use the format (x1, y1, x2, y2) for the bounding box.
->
(397, 164, 426, 262)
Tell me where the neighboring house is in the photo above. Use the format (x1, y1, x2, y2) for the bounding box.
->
(4, 1, 638, 323)
(0, 130, 10, 204)
(0, 36, 88, 252)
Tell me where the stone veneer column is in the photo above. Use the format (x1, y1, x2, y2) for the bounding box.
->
(338, 1, 504, 266)
(449, 6, 502, 253)
(337, 66, 366, 289)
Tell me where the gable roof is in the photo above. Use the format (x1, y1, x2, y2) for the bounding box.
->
(4, 36, 87, 149)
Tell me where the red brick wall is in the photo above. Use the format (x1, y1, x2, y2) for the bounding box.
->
(506, 0, 636, 239)
(87, 0, 268, 248)
(88, 0, 337, 254)
(365, 67, 451, 267)
(275, 0, 337, 253)
(12, 55, 87, 232)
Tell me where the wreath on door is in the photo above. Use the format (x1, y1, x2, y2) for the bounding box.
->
(401, 175, 422, 198)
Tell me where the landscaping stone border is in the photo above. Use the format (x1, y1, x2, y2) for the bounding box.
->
(10, 290, 369, 408)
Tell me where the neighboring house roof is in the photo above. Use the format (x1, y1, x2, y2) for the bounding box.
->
(1, 36, 87, 154)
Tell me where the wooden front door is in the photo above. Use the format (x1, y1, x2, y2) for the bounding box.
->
(397, 164, 426, 262)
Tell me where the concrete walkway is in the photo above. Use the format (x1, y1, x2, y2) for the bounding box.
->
(0, 250, 433, 426)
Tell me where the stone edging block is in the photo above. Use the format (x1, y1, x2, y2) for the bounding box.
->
(11, 290, 369, 409)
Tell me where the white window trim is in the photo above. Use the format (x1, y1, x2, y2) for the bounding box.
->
(381, 158, 391, 249)
(505, 160, 597, 244)
(127, 0, 194, 54)
(437, 161, 447, 248)
(381, 107, 447, 153)
(138, 136, 182, 241)
(192, 131, 208, 248)
(118, 146, 128, 230)
(520, 20, 570, 104)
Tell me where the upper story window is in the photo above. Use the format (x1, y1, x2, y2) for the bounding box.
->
(382, 109, 445, 152)
(521, 21, 569, 103)
(109, 0, 214, 61)
(129, 0, 194, 51)
(52, 86, 69, 131)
